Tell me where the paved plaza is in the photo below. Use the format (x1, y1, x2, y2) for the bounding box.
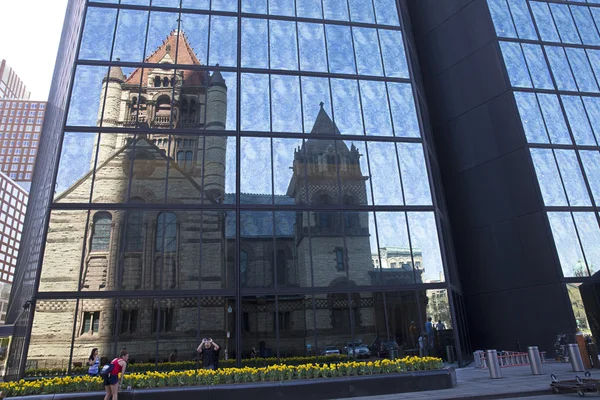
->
(343, 361, 597, 400)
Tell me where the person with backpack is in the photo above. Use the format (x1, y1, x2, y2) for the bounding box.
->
(87, 348, 100, 377)
(100, 349, 129, 400)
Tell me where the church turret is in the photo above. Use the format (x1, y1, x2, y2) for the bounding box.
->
(199, 69, 228, 202)
(93, 65, 125, 168)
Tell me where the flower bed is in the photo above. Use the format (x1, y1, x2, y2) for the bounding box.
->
(24, 354, 350, 377)
(3, 357, 443, 397)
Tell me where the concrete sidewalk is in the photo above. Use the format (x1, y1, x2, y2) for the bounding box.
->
(340, 361, 594, 399)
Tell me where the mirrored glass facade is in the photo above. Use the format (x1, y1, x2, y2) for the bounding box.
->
(490, 0, 600, 280)
(7, 0, 461, 377)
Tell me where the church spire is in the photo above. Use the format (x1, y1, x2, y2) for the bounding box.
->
(310, 103, 340, 135)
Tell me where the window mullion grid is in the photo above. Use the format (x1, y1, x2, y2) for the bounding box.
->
(566, 3, 586, 45)
(504, 0, 521, 39)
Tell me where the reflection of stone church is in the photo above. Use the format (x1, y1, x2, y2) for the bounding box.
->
(29, 31, 423, 366)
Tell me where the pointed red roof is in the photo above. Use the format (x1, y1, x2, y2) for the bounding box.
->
(125, 30, 208, 87)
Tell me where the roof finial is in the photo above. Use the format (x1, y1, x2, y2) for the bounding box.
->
(319, 101, 324, 108)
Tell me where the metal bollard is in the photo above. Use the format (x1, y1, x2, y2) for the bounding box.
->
(446, 346, 454, 364)
(487, 350, 502, 379)
(528, 346, 544, 375)
(568, 343, 586, 372)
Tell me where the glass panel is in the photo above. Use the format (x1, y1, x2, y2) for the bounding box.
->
(67, 66, 108, 127)
(373, 0, 400, 26)
(548, 212, 588, 277)
(580, 150, 600, 205)
(180, 13, 209, 65)
(26, 300, 75, 369)
(514, 92, 549, 144)
(537, 94, 571, 145)
(323, 0, 349, 21)
(296, 0, 322, 19)
(270, 20, 299, 71)
(349, 0, 375, 24)
(554, 149, 591, 207)
(367, 141, 404, 206)
(582, 96, 600, 144)
(573, 213, 600, 276)
(241, 137, 272, 202)
(309, 213, 346, 288)
(182, 0, 209, 9)
(408, 212, 444, 283)
(209, 16, 238, 67)
(385, 291, 422, 357)
(241, 73, 270, 132)
(271, 75, 302, 133)
(79, 7, 116, 61)
(212, 0, 237, 12)
(571, 6, 600, 45)
(298, 23, 328, 73)
(550, 3, 582, 44)
(326, 25, 356, 74)
(353, 28, 384, 76)
(346, 211, 376, 286)
(301, 77, 332, 134)
(585, 49, 600, 90)
(375, 212, 414, 285)
(545, 46, 578, 91)
(242, 18, 268, 69)
(55, 132, 97, 203)
(507, 0, 537, 40)
(113, 9, 148, 62)
(269, 0, 295, 16)
(565, 48, 599, 93)
(530, 148, 568, 206)
(379, 30, 409, 79)
(331, 79, 363, 135)
(397, 143, 432, 206)
(566, 283, 592, 334)
(240, 211, 274, 289)
(274, 212, 305, 288)
(277, 296, 310, 359)
(39, 210, 89, 292)
(425, 289, 454, 359)
(530, 2, 560, 42)
(562, 95, 597, 146)
(488, 0, 517, 38)
(388, 82, 420, 138)
(313, 292, 351, 358)
(360, 80, 393, 137)
(273, 138, 304, 204)
(521, 44, 553, 90)
(241, 296, 277, 362)
(243, 0, 267, 13)
(499, 42, 532, 88)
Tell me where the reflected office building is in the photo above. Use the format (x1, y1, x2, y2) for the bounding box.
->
(19, 0, 600, 378)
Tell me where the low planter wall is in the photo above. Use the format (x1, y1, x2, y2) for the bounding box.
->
(8, 368, 455, 400)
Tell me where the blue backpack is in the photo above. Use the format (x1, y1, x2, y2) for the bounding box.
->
(99, 363, 114, 378)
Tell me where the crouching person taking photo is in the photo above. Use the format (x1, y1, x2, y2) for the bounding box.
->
(100, 349, 129, 400)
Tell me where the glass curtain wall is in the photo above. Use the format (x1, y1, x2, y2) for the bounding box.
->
(22, 0, 457, 373)
(489, 0, 600, 340)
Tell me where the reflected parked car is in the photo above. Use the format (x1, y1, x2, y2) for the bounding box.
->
(369, 340, 400, 358)
(320, 346, 340, 356)
(344, 342, 371, 358)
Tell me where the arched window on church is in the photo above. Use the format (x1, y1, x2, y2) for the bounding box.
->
(125, 211, 144, 252)
(163, 77, 170, 87)
(90, 212, 112, 251)
(185, 151, 193, 168)
(155, 95, 171, 120)
(154, 76, 161, 87)
(156, 212, 177, 252)
(171, 77, 176, 87)
(177, 151, 185, 165)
